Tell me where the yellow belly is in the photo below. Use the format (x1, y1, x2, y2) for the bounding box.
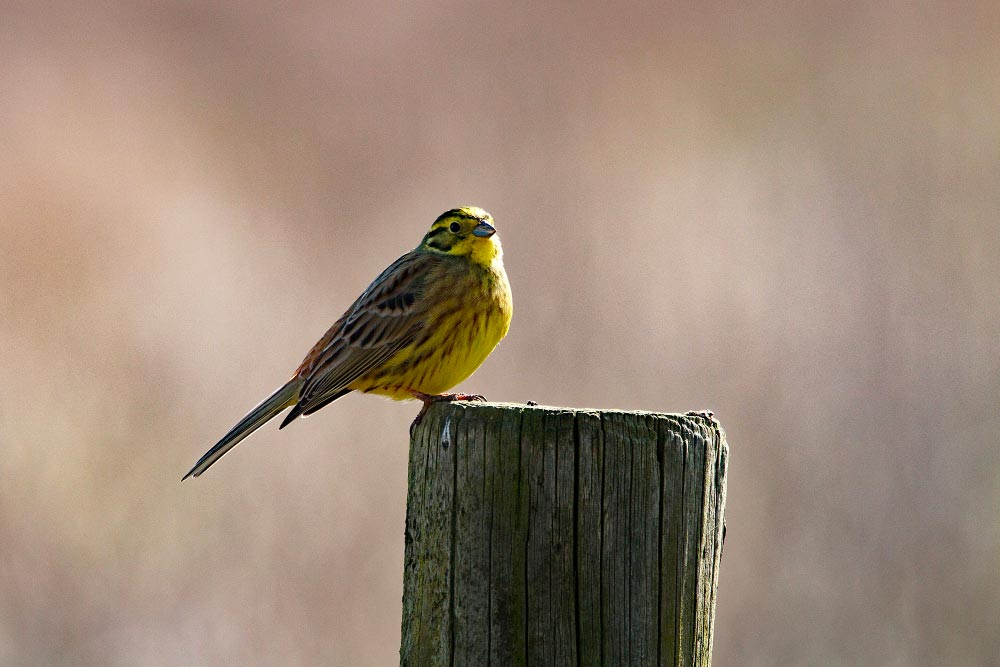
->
(412, 304, 510, 394)
(351, 262, 512, 400)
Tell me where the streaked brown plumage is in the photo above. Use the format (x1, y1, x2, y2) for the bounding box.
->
(183, 207, 511, 479)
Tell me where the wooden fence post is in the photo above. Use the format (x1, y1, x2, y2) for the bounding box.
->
(400, 402, 728, 667)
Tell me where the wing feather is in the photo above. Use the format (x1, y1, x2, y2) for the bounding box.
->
(290, 250, 443, 417)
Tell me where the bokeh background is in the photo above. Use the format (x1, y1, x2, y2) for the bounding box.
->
(2, 2, 998, 665)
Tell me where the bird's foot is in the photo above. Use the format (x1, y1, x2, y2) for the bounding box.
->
(409, 391, 487, 433)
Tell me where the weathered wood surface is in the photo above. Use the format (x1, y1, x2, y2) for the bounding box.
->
(400, 402, 728, 667)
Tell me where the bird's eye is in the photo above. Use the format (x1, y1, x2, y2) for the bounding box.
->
(449, 222, 461, 233)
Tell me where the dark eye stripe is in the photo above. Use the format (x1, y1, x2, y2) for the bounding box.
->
(433, 210, 461, 225)
(433, 208, 477, 225)
(425, 227, 448, 238)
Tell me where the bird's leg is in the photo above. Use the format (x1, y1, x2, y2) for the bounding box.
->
(409, 391, 487, 433)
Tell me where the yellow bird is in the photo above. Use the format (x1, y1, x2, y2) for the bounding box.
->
(183, 207, 512, 479)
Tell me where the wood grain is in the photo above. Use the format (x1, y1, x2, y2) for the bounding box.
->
(401, 403, 728, 667)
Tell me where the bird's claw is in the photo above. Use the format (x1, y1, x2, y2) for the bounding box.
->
(452, 393, 486, 402)
(409, 391, 488, 434)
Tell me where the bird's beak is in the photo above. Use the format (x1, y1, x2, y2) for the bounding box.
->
(472, 221, 496, 238)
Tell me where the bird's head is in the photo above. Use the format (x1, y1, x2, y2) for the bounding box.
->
(420, 207, 502, 265)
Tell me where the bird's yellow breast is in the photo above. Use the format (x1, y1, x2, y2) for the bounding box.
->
(351, 253, 512, 400)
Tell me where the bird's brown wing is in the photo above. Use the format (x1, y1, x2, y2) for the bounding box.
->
(285, 250, 443, 423)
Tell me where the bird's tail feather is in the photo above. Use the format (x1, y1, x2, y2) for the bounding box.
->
(183, 380, 299, 480)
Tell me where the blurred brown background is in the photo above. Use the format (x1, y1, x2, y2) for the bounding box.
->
(2, 2, 998, 665)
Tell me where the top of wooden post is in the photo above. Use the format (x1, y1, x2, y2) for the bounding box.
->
(418, 400, 724, 432)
